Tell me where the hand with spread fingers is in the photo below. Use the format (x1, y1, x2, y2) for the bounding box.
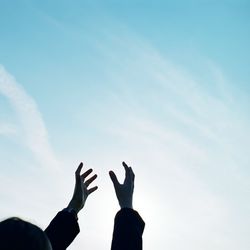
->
(109, 161, 135, 209)
(67, 162, 98, 214)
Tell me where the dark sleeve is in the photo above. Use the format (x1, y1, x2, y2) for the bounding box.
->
(111, 208, 145, 250)
(45, 210, 80, 250)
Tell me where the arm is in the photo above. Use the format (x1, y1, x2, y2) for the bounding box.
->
(109, 162, 145, 250)
(45, 162, 98, 250)
(45, 210, 79, 250)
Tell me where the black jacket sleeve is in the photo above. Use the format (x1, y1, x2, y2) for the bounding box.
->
(111, 208, 145, 250)
(45, 210, 80, 250)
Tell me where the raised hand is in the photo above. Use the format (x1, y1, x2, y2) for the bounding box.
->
(109, 161, 135, 209)
(67, 162, 98, 214)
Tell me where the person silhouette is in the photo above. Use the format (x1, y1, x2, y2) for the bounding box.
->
(0, 217, 52, 250)
(0, 163, 98, 250)
(0, 162, 145, 250)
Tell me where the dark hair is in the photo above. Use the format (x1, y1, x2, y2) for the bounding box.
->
(0, 217, 51, 250)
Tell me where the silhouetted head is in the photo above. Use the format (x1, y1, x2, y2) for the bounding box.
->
(0, 217, 52, 250)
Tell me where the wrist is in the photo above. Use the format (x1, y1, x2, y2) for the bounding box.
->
(63, 207, 78, 220)
(119, 200, 133, 209)
(67, 201, 82, 214)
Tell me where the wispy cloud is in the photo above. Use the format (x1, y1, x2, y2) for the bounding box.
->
(0, 65, 59, 170)
(0, 123, 16, 135)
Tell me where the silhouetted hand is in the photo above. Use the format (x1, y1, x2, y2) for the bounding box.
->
(67, 162, 98, 214)
(109, 162, 135, 209)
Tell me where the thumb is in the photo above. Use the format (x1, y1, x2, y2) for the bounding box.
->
(109, 171, 119, 187)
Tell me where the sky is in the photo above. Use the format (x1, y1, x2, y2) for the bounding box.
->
(0, 0, 250, 249)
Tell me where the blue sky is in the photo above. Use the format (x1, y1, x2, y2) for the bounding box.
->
(0, 1, 250, 249)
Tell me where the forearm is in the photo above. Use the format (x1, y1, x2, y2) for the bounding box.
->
(45, 209, 80, 250)
(111, 208, 145, 250)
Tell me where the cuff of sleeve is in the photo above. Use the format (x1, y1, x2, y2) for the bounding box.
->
(115, 208, 145, 235)
(62, 207, 78, 221)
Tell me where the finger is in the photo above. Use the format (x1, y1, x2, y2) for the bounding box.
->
(81, 168, 93, 181)
(129, 167, 135, 181)
(75, 162, 83, 178)
(85, 174, 97, 187)
(109, 171, 120, 187)
(122, 161, 130, 181)
(87, 186, 98, 195)
(122, 161, 129, 170)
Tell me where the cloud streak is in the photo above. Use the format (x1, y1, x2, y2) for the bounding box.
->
(0, 65, 59, 170)
(0, 123, 16, 135)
